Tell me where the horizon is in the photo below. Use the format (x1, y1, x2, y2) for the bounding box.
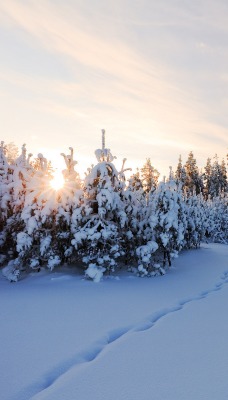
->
(2, 133, 227, 182)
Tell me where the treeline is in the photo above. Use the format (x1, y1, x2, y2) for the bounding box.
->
(0, 140, 227, 282)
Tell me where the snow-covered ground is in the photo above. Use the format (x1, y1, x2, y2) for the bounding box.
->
(1, 243, 228, 400)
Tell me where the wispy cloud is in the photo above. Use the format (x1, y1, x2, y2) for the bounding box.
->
(0, 0, 227, 174)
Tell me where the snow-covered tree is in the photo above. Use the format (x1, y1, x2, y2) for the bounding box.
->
(0, 141, 10, 256)
(1, 144, 33, 280)
(220, 159, 227, 193)
(31, 156, 54, 178)
(204, 193, 228, 244)
(175, 155, 187, 185)
(209, 155, 227, 197)
(17, 148, 82, 271)
(72, 131, 126, 281)
(119, 168, 146, 266)
(4, 142, 19, 164)
(203, 157, 212, 199)
(184, 193, 205, 248)
(184, 151, 203, 195)
(128, 169, 144, 192)
(152, 179, 186, 267)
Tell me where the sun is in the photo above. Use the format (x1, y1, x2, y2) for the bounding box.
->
(50, 170, 65, 191)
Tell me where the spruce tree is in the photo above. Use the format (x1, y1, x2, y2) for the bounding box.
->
(19, 148, 82, 271)
(203, 157, 212, 199)
(175, 155, 187, 186)
(141, 158, 159, 194)
(209, 155, 226, 197)
(5, 142, 19, 164)
(0, 141, 10, 258)
(74, 130, 125, 281)
(220, 158, 227, 193)
(2, 144, 33, 280)
(184, 151, 203, 195)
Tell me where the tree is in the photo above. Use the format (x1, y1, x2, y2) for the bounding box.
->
(18, 149, 82, 271)
(31, 156, 54, 179)
(0, 141, 10, 255)
(4, 142, 19, 164)
(72, 130, 125, 281)
(204, 193, 228, 243)
(175, 155, 187, 185)
(209, 155, 226, 198)
(184, 193, 205, 248)
(184, 151, 203, 195)
(153, 179, 186, 266)
(1, 144, 33, 280)
(220, 158, 227, 193)
(203, 157, 212, 199)
(141, 158, 159, 194)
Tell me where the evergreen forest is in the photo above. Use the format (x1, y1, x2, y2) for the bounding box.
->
(0, 136, 227, 282)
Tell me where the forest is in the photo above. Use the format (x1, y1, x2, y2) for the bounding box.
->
(0, 138, 227, 282)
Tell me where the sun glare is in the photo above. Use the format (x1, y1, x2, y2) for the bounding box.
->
(50, 171, 65, 191)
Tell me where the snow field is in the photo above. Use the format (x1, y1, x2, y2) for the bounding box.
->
(1, 243, 228, 400)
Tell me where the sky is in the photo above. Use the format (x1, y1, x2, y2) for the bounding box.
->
(0, 0, 227, 177)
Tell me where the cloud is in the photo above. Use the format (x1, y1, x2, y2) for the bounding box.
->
(0, 0, 227, 176)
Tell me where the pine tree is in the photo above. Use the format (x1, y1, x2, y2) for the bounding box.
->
(141, 158, 159, 194)
(184, 151, 203, 195)
(204, 193, 228, 243)
(1, 144, 33, 280)
(220, 158, 227, 193)
(175, 155, 187, 185)
(4, 142, 19, 164)
(0, 141, 10, 256)
(31, 156, 54, 178)
(209, 154, 226, 197)
(128, 169, 143, 191)
(59, 147, 83, 263)
(121, 169, 146, 266)
(153, 179, 186, 266)
(73, 130, 125, 281)
(184, 193, 205, 248)
(203, 157, 212, 199)
(19, 148, 82, 270)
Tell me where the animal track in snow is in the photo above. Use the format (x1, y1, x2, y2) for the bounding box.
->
(21, 269, 228, 400)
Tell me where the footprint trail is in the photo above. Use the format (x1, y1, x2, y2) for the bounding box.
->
(19, 269, 228, 400)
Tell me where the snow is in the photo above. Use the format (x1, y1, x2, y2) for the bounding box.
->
(1, 243, 228, 400)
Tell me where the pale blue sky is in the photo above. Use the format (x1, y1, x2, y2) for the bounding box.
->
(0, 0, 227, 175)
